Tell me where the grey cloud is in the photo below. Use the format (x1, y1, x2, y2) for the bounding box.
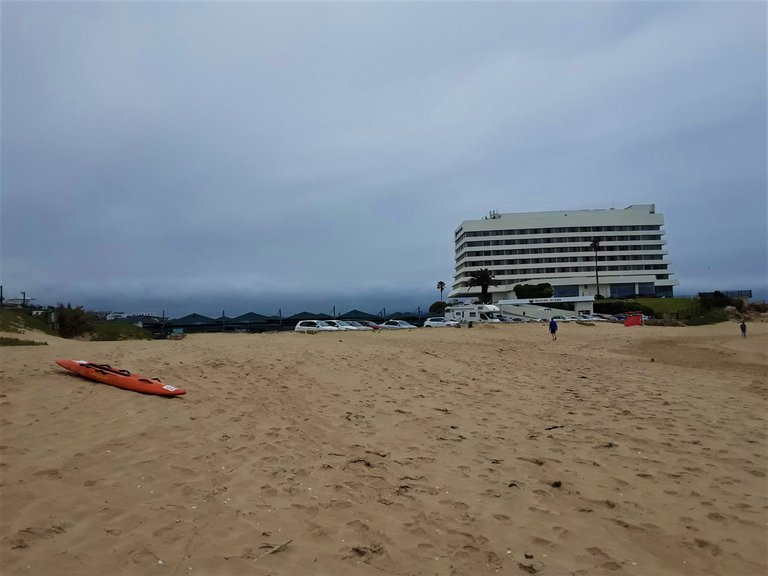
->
(2, 1, 765, 314)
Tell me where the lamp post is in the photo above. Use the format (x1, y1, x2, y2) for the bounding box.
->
(590, 237, 601, 297)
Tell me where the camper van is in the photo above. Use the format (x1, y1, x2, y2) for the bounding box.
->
(444, 304, 502, 324)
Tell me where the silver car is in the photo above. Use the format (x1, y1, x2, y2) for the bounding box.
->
(294, 320, 340, 333)
(423, 317, 460, 328)
(378, 320, 417, 329)
(344, 321, 374, 331)
(324, 320, 359, 331)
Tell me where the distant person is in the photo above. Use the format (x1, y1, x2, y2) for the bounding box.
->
(549, 318, 558, 340)
(740, 321, 747, 339)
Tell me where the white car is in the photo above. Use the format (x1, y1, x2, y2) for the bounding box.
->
(344, 321, 374, 331)
(294, 320, 340, 333)
(423, 317, 460, 328)
(324, 320, 358, 331)
(378, 320, 417, 329)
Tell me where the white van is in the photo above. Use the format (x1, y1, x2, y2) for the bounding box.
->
(444, 304, 502, 324)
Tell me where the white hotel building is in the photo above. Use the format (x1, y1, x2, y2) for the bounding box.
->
(449, 204, 677, 301)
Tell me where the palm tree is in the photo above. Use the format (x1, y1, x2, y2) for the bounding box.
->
(468, 268, 498, 304)
(590, 237, 601, 297)
(437, 281, 446, 302)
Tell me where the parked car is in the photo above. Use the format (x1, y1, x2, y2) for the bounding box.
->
(324, 320, 357, 331)
(551, 315, 579, 322)
(344, 321, 374, 331)
(423, 317, 460, 328)
(378, 320, 417, 329)
(294, 320, 340, 333)
(357, 320, 381, 330)
(588, 314, 614, 322)
(577, 315, 608, 322)
(338, 320, 369, 330)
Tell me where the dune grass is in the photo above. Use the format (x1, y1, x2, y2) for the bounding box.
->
(0, 336, 47, 346)
(633, 298, 700, 315)
(90, 322, 152, 341)
(0, 309, 55, 334)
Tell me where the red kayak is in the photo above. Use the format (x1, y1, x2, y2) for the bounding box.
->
(55, 359, 186, 397)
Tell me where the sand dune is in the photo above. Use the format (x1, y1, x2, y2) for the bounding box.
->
(1, 321, 766, 575)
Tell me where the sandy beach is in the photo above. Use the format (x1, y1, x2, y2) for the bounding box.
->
(1, 321, 766, 575)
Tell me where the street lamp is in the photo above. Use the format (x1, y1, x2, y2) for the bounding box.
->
(590, 237, 601, 297)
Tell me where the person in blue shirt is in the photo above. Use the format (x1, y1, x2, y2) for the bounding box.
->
(740, 321, 747, 339)
(549, 318, 558, 340)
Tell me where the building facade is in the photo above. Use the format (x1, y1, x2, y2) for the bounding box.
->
(449, 204, 677, 302)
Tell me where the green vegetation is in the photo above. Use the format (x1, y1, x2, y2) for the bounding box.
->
(595, 297, 706, 319)
(436, 281, 446, 302)
(1, 307, 151, 341)
(633, 298, 700, 315)
(594, 299, 655, 317)
(683, 308, 730, 326)
(90, 322, 152, 341)
(513, 283, 554, 299)
(598, 294, 760, 326)
(0, 309, 55, 334)
(467, 269, 498, 304)
(56, 304, 98, 338)
(0, 336, 48, 346)
(428, 301, 448, 315)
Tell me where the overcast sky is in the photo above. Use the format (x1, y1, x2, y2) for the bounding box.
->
(2, 1, 766, 317)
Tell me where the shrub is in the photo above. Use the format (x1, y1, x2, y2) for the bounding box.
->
(685, 309, 729, 325)
(429, 301, 448, 315)
(513, 283, 554, 299)
(0, 336, 47, 346)
(699, 291, 741, 311)
(594, 300, 655, 317)
(90, 322, 152, 341)
(56, 304, 97, 338)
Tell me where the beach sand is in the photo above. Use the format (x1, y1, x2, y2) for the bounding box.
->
(1, 321, 766, 575)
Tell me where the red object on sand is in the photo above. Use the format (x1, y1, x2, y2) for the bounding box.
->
(624, 315, 643, 327)
(55, 359, 186, 396)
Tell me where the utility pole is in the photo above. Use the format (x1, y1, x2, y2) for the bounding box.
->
(21, 291, 26, 307)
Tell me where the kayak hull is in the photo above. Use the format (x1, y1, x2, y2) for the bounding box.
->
(55, 359, 186, 396)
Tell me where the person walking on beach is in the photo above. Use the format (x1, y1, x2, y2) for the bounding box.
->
(549, 318, 558, 340)
(740, 320, 747, 339)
